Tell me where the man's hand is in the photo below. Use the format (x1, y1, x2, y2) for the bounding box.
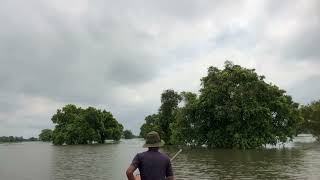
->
(126, 165, 137, 180)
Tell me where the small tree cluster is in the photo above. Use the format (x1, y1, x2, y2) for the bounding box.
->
(123, 130, 135, 139)
(51, 104, 123, 145)
(39, 129, 53, 142)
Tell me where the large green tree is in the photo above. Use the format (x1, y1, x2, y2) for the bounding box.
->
(170, 91, 198, 145)
(51, 104, 123, 145)
(139, 114, 162, 138)
(39, 129, 53, 142)
(172, 61, 302, 148)
(140, 90, 181, 144)
(299, 100, 320, 140)
(158, 89, 182, 144)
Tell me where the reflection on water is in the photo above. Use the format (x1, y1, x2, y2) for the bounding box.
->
(51, 140, 145, 180)
(0, 135, 319, 180)
(165, 147, 311, 179)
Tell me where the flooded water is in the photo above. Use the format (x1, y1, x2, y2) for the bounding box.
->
(0, 135, 319, 180)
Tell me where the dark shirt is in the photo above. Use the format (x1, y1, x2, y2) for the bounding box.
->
(131, 149, 173, 180)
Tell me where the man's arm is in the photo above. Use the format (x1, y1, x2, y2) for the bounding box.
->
(165, 159, 174, 180)
(126, 165, 137, 180)
(127, 153, 140, 180)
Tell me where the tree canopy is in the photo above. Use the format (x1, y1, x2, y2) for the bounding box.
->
(123, 130, 134, 139)
(141, 61, 302, 149)
(39, 129, 53, 142)
(140, 90, 181, 144)
(140, 114, 162, 138)
(299, 100, 320, 140)
(51, 104, 123, 145)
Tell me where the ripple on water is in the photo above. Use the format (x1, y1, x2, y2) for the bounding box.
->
(164, 136, 320, 180)
(0, 137, 320, 180)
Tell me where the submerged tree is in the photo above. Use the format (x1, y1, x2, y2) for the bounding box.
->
(171, 61, 302, 149)
(158, 89, 182, 143)
(140, 90, 181, 144)
(170, 91, 198, 145)
(140, 114, 162, 138)
(39, 129, 53, 142)
(51, 104, 123, 145)
(299, 100, 320, 140)
(123, 130, 134, 139)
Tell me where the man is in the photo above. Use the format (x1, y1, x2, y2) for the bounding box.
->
(126, 131, 174, 180)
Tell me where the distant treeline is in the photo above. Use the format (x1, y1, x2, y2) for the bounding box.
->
(0, 136, 38, 143)
(123, 130, 137, 139)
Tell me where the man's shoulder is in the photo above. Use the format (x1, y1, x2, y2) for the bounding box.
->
(141, 151, 170, 160)
(156, 151, 171, 162)
(159, 152, 170, 160)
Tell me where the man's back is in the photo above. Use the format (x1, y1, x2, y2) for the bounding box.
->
(126, 131, 174, 180)
(131, 149, 173, 180)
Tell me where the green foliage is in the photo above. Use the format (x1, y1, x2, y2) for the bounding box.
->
(123, 130, 134, 139)
(28, 137, 38, 141)
(145, 61, 302, 149)
(140, 114, 162, 138)
(178, 61, 301, 148)
(158, 89, 182, 143)
(51, 104, 123, 145)
(299, 100, 320, 140)
(139, 90, 181, 144)
(170, 92, 198, 146)
(39, 129, 53, 142)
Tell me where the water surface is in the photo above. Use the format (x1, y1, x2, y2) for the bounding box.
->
(0, 135, 319, 180)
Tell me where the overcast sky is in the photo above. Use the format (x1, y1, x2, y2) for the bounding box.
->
(0, 0, 319, 137)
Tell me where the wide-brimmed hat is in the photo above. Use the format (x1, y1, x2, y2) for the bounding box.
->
(143, 131, 165, 148)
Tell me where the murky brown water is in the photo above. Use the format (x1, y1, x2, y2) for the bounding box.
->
(0, 135, 319, 180)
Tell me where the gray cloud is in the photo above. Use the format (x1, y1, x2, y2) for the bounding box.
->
(0, 0, 162, 104)
(259, 0, 320, 61)
(283, 26, 320, 60)
(0, 0, 319, 137)
(287, 75, 320, 104)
